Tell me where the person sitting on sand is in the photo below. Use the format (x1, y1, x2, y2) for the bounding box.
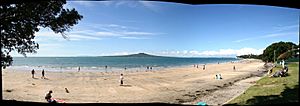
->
(45, 90, 56, 103)
(218, 74, 222, 79)
(31, 69, 35, 78)
(120, 74, 124, 86)
(215, 74, 222, 80)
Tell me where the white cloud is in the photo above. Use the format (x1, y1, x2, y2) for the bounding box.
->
(274, 24, 299, 32)
(70, 24, 163, 39)
(72, 1, 96, 7)
(153, 48, 264, 57)
(68, 34, 102, 40)
(233, 32, 297, 43)
(122, 31, 155, 35)
(120, 36, 149, 39)
(139, 1, 162, 13)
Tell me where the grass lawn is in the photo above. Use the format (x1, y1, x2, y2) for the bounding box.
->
(226, 62, 299, 105)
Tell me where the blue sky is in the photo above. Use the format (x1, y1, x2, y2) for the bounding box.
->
(12, 1, 299, 57)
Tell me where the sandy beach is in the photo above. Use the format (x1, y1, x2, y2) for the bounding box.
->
(2, 59, 269, 104)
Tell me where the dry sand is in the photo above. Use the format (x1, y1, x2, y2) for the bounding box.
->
(2, 59, 269, 104)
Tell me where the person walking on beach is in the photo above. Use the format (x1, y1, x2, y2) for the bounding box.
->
(120, 74, 124, 86)
(203, 64, 206, 70)
(31, 69, 35, 78)
(233, 66, 236, 71)
(41, 69, 45, 79)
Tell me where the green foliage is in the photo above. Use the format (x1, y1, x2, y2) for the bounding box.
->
(237, 41, 297, 62)
(0, 0, 83, 68)
(262, 41, 297, 62)
(237, 54, 262, 59)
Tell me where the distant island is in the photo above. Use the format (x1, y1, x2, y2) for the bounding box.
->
(103, 53, 161, 57)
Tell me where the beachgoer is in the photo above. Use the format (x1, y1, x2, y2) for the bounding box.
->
(120, 74, 124, 86)
(218, 74, 222, 79)
(282, 60, 285, 68)
(45, 90, 56, 103)
(196, 65, 198, 68)
(282, 66, 289, 77)
(105, 65, 108, 69)
(41, 69, 45, 79)
(203, 65, 205, 70)
(233, 66, 236, 70)
(269, 68, 284, 77)
(31, 69, 35, 78)
(150, 67, 152, 70)
(215, 74, 222, 79)
(78, 66, 80, 72)
(65, 88, 69, 93)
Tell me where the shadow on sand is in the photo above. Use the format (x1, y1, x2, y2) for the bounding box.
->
(121, 84, 132, 87)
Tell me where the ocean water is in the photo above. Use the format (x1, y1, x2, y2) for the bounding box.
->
(9, 57, 240, 72)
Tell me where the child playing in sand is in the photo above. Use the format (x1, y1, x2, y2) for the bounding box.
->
(120, 74, 124, 86)
(45, 90, 56, 103)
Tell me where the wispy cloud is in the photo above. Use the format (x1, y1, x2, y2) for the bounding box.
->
(273, 24, 299, 32)
(34, 23, 163, 41)
(83, 1, 162, 13)
(153, 48, 264, 57)
(119, 36, 150, 39)
(70, 23, 163, 39)
(139, 1, 162, 13)
(72, 1, 96, 7)
(233, 32, 297, 43)
(96, 48, 264, 57)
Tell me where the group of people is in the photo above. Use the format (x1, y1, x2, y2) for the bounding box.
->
(193, 64, 206, 70)
(31, 69, 46, 79)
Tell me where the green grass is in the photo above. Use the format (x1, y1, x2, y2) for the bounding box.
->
(226, 62, 299, 105)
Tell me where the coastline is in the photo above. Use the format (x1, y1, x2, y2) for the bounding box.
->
(2, 59, 267, 104)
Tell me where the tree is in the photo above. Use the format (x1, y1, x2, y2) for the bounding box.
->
(0, 0, 83, 69)
(261, 41, 297, 62)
